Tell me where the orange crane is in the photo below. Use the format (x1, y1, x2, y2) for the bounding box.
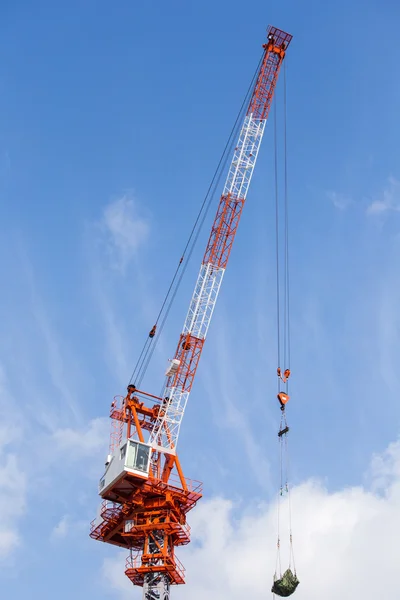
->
(90, 25, 292, 600)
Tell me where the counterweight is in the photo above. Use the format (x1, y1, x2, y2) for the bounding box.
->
(90, 25, 292, 600)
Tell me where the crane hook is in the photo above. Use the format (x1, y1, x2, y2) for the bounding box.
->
(277, 391, 290, 410)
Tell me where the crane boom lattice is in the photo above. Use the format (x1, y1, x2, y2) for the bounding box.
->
(150, 27, 292, 454)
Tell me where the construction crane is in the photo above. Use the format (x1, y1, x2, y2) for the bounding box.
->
(90, 25, 292, 600)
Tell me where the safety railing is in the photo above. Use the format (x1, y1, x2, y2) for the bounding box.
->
(152, 473, 203, 495)
(125, 552, 186, 580)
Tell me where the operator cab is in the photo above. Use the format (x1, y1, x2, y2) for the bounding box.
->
(121, 439, 151, 474)
(99, 439, 152, 500)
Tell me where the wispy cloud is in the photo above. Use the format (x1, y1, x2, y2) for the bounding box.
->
(202, 314, 272, 492)
(367, 177, 400, 215)
(52, 416, 109, 461)
(85, 193, 155, 385)
(0, 365, 26, 561)
(51, 514, 69, 539)
(100, 193, 149, 272)
(0, 453, 26, 561)
(94, 284, 131, 384)
(376, 277, 400, 397)
(326, 190, 352, 211)
(86, 191, 172, 392)
(50, 514, 87, 541)
(20, 250, 82, 426)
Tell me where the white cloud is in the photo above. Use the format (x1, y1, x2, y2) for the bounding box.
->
(101, 194, 149, 271)
(326, 190, 352, 210)
(367, 177, 400, 215)
(50, 514, 87, 541)
(52, 417, 109, 461)
(51, 514, 69, 539)
(103, 439, 400, 599)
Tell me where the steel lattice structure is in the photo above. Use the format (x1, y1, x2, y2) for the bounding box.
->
(90, 25, 292, 600)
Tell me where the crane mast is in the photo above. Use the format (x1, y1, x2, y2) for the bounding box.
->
(90, 25, 292, 600)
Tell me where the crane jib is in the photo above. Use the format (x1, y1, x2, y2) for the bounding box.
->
(149, 31, 291, 454)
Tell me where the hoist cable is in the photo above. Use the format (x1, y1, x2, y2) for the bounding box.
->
(274, 98, 281, 387)
(283, 60, 291, 372)
(129, 51, 265, 387)
(274, 57, 296, 584)
(275, 60, 291, 392)
(130, 338, 152, 386)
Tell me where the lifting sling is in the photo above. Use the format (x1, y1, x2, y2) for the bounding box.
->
(272, 404, 299, 597)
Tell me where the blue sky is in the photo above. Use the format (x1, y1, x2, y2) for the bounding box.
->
(1, 1, 400, 599)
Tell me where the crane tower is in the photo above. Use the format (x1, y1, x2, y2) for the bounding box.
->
(90, 25, 292, 600)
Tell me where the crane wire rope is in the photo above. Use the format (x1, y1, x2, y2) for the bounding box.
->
(274, 58, 296, 589)
(275, 59, 291, 389)
(274, 91, 281, 392)
(283, 59, 295, 574)
(274, 92, 281, 386)
(283, 59, 291, 375)
(128, 51, 266, 388)
(273, 73, 282, 583)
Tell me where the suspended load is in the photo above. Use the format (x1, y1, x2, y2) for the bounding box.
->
(271, 568, 299, 597)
